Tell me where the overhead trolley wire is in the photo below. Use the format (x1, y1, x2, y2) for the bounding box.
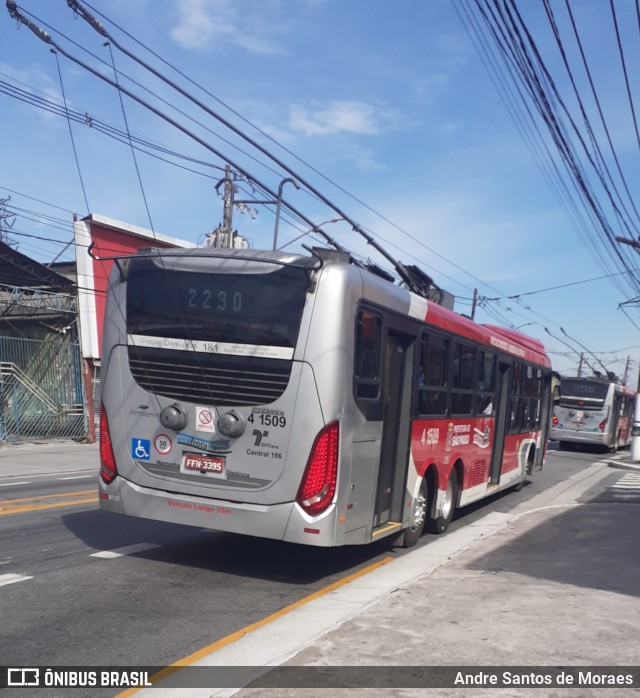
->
(544, 0, 640, 235)
(465, 0, 626, 293)
(466, 0, 640, 303)
(52, 49, 90, 215)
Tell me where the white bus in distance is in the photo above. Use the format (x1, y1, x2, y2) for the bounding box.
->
(551, 377, 636, 451)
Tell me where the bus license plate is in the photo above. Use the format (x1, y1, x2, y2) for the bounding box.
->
(181, 453, 226, 478)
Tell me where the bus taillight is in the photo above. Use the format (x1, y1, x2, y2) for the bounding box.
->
(552, 414, 558, 426)
(100, 404, 118, 484)
(296, 421, 339, 517)
(599, 421, 606, 431)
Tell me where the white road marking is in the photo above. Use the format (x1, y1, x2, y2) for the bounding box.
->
(0, 481, 30, 487)
(0, 573, 33, 587)
(90, 543, 161, 559)
(59, 475, 94, 481)
(611, 474, 640, 488)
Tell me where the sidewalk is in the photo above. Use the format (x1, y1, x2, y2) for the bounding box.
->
(136, 457, 640, 697)
(0, 440, 98, 477)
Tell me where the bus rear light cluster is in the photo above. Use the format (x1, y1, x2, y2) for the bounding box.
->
(599, 421, 606, 432)
(100, 404, 118, 484)
(552, 415, 558, 426)
(296, 421, 339, 517)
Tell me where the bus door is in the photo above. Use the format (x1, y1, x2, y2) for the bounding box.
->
(535, 371, 553, 470)
(611, 393, 622, 444)
(373, 329, 415, 529)
(489, 360, 511, 485)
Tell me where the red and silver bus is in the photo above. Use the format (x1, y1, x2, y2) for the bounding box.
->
(98, 247, 553, 547)
(551, 378, 636, 451)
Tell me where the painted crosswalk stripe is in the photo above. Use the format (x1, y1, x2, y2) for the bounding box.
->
(0, 573, 33, 587)
(90, 543, 161, 559)
(611, 474, 640, 488)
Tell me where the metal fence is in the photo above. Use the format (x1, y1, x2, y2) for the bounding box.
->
(0, 336, 88, 442)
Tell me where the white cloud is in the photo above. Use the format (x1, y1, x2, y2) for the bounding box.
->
(234, 34, 284, 56)
(170, 0, 288, 54)
(289, 100, 403, 137)
(170, 0, 234, 50)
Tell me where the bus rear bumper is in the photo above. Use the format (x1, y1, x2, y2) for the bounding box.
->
(98, 476, 340, 546)
(550, 428, 606, 445)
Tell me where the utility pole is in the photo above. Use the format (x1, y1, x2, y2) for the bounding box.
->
(206, 164, 248, 249)
(222, 163, 233, 237)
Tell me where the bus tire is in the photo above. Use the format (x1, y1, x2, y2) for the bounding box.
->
(512, 472, 526, 492)
(513, 448, 533, 491)
(398, 481, 428, 548)
(426, 468, 458, 535)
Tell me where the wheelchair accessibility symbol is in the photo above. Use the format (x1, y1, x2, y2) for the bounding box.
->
(131, 438, 151, 461)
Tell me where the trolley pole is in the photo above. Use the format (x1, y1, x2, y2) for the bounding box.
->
(470, 288, 478, 320)
(622, 356, 631, 385)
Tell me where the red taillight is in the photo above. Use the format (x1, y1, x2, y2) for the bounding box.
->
(599, 421, 606, 431)
(552, 414, 558, 426)
(100, 404, 118, 484)
(296, 421, 339, 517)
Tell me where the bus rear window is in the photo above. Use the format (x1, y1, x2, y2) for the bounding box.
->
(126, 259, 311, 348)
(558, 379, 608, 407)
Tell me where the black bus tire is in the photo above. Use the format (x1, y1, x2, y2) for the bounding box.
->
(398, 481, 428, 548)
(426, 468, 458, 534)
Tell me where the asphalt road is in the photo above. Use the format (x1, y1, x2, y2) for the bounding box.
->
(0, 445, 632, 696)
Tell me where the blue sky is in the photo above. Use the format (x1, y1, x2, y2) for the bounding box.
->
(2, 0, 640, 379)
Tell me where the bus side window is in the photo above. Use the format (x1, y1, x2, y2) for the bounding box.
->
(476, 350, 496, 415)
(418, 333, 449, 416)
(451, 341, 475, 416)
(508, 362, 522, 432)
(354, 310, 382, 400)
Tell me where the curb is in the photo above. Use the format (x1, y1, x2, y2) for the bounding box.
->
(608, 460, 640, 471)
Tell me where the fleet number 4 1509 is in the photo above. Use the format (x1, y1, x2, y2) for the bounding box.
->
(422, 427, 439, 445)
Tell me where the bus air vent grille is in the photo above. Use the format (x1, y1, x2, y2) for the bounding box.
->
(127, 347, 291, 406)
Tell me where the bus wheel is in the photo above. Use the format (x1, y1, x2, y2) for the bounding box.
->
(398, 482, 428, 548)
(426, 468, 458, 535)
(513, 449, 533, 491)
(512, 470, 526, 492)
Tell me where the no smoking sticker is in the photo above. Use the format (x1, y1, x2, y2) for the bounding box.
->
(196, 406, 216, 433)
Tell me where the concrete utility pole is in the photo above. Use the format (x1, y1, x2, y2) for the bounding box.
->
(222, 163, 234, 237)
(577, 353, 583, 377)
(207, 164, 248, 249)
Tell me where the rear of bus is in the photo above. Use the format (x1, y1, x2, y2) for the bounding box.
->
(551, 378, 613, 447)
(98, 248, 356, 546)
